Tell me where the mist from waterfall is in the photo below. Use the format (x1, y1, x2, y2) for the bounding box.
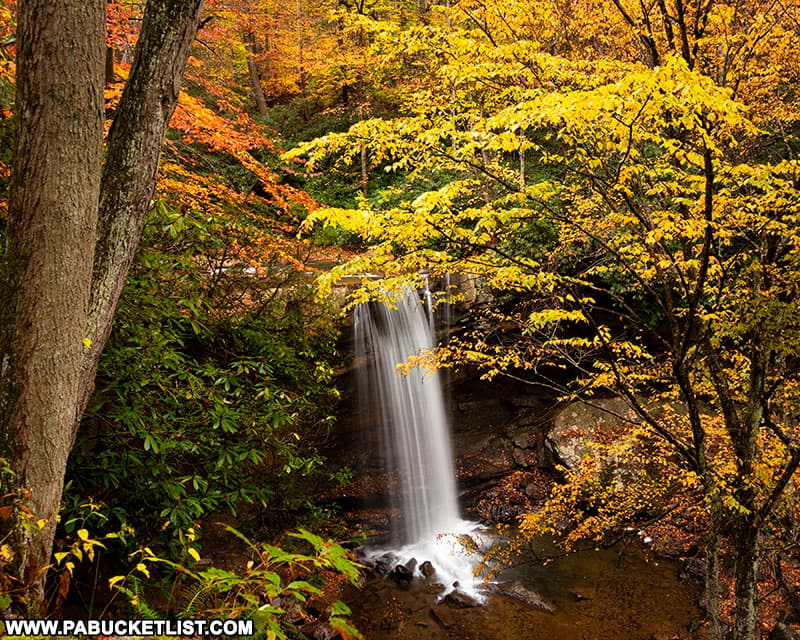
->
(354, 285, 485, 599)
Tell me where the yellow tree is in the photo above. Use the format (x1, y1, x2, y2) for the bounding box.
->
(287, 0, 800, 636)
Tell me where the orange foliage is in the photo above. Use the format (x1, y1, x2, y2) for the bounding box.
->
(2, 0, 324, 288)
(106, 0, 141, 54)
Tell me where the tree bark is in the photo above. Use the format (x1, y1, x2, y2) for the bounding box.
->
(79, 0, 205, 420)
(245, 30, 269, 117)
(2, 0, 105, 609)
(105, 46, 116, 85)
(732, 519, 759, 640)
(705, 492, 724, 640)
(729, 344, 766, 640)
(2, 0, 204, 607)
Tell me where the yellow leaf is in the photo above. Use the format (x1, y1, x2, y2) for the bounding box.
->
(82, 337, 92, 349)
(108, 575, 125, 588)
(136, 562, 150, 578)
(77, 528, 89, 542)
(187, 547, 200, 562)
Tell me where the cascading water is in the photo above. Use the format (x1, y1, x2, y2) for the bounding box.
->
(354, 285, 486, 599)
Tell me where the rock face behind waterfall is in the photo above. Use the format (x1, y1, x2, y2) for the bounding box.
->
(320, 368, 559, 529)
(319, 302, 708, 640)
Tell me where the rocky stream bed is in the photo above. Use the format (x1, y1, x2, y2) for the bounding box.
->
(318, 373, 707, 640)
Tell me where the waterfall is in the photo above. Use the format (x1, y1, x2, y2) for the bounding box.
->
(354, 285, 485, 599)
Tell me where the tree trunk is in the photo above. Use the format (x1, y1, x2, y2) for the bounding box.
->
(732, 519, 759, 640)
(2, 0, 105, 609)
(105, 46, 116, 85)
(245, 30, 269, 117)
(705, 492, 724, 640)
(2, 0, 204, 607)
(79, 0, 205, 419)
(729, 343, 765, 640)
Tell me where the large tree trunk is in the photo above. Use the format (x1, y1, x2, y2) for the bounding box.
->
(2, 0, 204, 608)
(2, 0, 105, 609)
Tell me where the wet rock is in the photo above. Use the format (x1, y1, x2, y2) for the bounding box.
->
(430, 605, 454, 628)
(571, 591, 590, 602)
(390, 563, 414, 584)
(363, 552, 395, 576)
(770, 623, 800, 640)
(494, 580, 554, 612)
(420, 560, 436, 578)
(443, 589, 482, 608)
(426, 582, 446, 595)
(404, 557, 418, 574)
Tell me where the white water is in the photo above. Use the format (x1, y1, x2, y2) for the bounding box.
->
(354, 286, 486, 600)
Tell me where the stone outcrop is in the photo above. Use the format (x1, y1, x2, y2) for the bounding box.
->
(547, 397, 639, 468)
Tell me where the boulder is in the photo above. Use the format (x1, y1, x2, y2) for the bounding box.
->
(442, 589, 482, 608)
(494, 580, 554, 612)
(420, 560, 436, 578)
(390, 562, 414, 584)
(548, 397, 637, 468)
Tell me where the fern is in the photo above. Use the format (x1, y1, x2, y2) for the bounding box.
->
(179, 580, 220, 617)
(114, 578, 162, 619)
